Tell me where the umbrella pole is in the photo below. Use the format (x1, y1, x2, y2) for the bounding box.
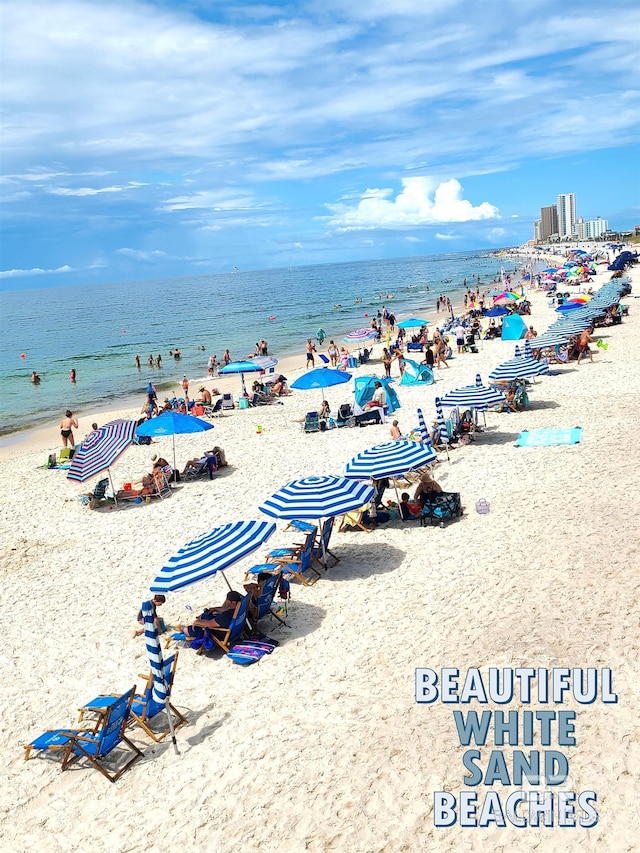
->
(107, 467, 118, 508)
(172, 434, 177, 482)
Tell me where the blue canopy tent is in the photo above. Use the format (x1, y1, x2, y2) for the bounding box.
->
(398, 359, 434, 386)
(354, 376, 400, 414)
(501, 314, 527, 340)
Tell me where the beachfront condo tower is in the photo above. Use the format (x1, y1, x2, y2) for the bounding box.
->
(557, 193, 577, 238)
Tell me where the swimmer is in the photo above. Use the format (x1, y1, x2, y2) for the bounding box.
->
(31, 371, 41, 384)
(69, 368, 76, 383)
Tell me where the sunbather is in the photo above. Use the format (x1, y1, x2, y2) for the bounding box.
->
(182, 452, 218, 478)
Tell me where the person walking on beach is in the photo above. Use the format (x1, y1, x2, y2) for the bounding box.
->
(60, 410, 79, 448)
(327, 340, 338, 367)
(306, 339, 316, 369)
(576, 326, 595, 365)
(181, 375, 190, 397)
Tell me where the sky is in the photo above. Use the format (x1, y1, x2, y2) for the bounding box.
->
(1, 0, 639, 290)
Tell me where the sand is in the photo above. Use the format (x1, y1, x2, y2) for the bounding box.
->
(1, 257, 639, 853)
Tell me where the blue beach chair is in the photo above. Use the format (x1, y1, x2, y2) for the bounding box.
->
(24, 686, 142, 783)
(190, 593, 252, 654)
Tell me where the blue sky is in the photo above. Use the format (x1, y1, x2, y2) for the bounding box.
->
(1, 0, 639, 290)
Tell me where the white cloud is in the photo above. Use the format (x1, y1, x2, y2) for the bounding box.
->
(50, 186, 123, 196)
(0, 264, 73, 278)
(327, 178, 499, 231)
(435, 233, 459, 241)
(403, 236, 421, 243)
(116, 248, 170, 262)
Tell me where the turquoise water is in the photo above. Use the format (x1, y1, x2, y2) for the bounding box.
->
(0, 250, 519, 436)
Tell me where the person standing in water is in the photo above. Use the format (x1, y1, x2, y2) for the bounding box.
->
(135, 354, 141, 369)
(69, 368, 76, 383)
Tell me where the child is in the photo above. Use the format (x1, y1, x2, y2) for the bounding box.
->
(399, 492, 422, 520)
(132, 594, 167, 637)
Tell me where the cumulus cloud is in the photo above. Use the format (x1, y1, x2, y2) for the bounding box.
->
(0, 264, 73, 278)
(435, 233, 460, 240)
(327, 178, 499, 231)
(50, 186, 124, 196)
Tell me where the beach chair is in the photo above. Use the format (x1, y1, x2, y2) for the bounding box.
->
(311, 517, 339, 570)
(302, 411, 320, 433)
(265, 525, 317, 568)
(192, 594, 252, 654)
(202, 398, 224, 418)
(24, 686, 142, 783)
(81, 477, 111, 508)
(337, 505, 372, 533)
(253, 573, 288, 626)
(222, 393, 235, 410)
(336, 403, 356, 428)
(266, 531, 321, 586)
(78, 654, 188, 743)
(183, 455, 217, 481)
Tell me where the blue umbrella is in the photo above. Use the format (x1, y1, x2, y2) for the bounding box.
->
(67, 419, 137, 485)
(151, 520, 276, 593)
(396, 318, 429, 329)
(344, 440, 437, 480)
(219, 360, 266, 393)
(485, 306, 509, 317)
(141, 600, 178, 755)
(136, 411, 214, 474)
(290, 367, 352, 405)
(259, 476, 374, 520)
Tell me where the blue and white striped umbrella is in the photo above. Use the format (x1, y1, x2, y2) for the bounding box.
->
(150, 520, 276, 593)
(67, 419, 137, 483)
(252, 355, 278, 370)
(434, 398, 449, 446)
(344, 440, 437, 480)
(528, 332, 577, 349)
(141, 600, 178, 754)
(438, 384, 505, 410)
(488, 357, 548, 383)
(259, 476, 374, 520)
(416, 407, 431, 444)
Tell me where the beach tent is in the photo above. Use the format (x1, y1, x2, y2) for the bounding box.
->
(501, 314, 527, 341)
(398, 359, 434, 386)
(353, 376, 400, 414)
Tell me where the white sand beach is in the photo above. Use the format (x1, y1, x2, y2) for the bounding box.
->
(1, 262, 639, 852)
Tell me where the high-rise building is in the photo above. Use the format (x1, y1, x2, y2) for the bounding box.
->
(540, 205, 558, 239)
(557, 193, 576, 238)
(534, 219, 542, 242)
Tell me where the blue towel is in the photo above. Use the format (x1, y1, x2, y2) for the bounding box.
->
(515, 427, 582, 448)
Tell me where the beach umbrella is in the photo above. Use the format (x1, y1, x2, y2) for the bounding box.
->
(555, 302, 585, 313)
(343, 328, 377, 344)
(135, 410, 214, 475)
(150, 520, 276, 593)
(438, 383, 505, 411)
(251, 355, 278, 371)
(290, 367, 352, 405)
(485, 306, 509, 317)
(522, 341, 533, 359)
(259, 475, 374, 520)
(488, 357, 548, 383)
(434, 398, 449, 448)
(67, 419, 137, 485)
(416, 407, 431, 444)
(141, 600, 178, 755)
(344, 440, 437, 480)
(219, 359, 266, 393)
(485, 287, 505, 298)
(396, 318, 429, 329)
(527, 332, 576, 350)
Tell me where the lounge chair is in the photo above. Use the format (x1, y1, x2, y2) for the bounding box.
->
(302, 411, 320, 433)
(252, 572, 288, 626)
(24, 686, 142, 783)
(182, 455, 217, 481)
(81, 477, 112, 508)
(337, 505, 373, 533)
(335, 403, 356, 428)
(221, 393, 235, 410)
(266, 532, 321, 586)
(77, 653, 188, 743)
(191, 593, 252, 654)
(202, 398, 224, 418)
(265, 525, 317, 568)
(311, 517, 339, 570)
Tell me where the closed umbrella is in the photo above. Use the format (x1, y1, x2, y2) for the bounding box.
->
(141, 600, 178, 756)
(150, 520, 276, 593)
(259, 476, 374, 520)
(135, 411, 214, 476)
(434, 398, 449, 449)
(67, 419, 137, 484)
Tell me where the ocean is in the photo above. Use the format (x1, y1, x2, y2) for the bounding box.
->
(0, 249, 523, 437)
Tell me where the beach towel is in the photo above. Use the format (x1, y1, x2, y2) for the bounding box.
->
(515, 427, 583, 448)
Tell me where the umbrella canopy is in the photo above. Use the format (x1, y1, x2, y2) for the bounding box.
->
(438, 384, 505, 410)
(434, 398, 449, 446)
(488, 357, 548, 383)
(259, 476, 374, 520)
(396, 318, 429, 329)
(290, 368, 352, 403)
(251, 355, 278, 370)
(141, 600, 178, 754)
(135, 411, 214, 473)
(343, 328, 377, 344)
(494, 292, 520, 304)
(219, 359, 266, 393)
(344, 440, 437, 480)
(150, 520, 276, 593)
(67, 419, 137, 483)
(485, 306, 509, 317)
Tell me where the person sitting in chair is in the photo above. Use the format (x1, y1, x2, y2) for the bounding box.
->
(196, 387, 212, 405)
(182, 451, 218, 479)
(244, 571, 274, 621)
(180, 590, 244, 639)
(399, 492, 422, 520)
(413, 472, 443, 505)
(365, 381, 387, 412)
(132, 594, 166, 638)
